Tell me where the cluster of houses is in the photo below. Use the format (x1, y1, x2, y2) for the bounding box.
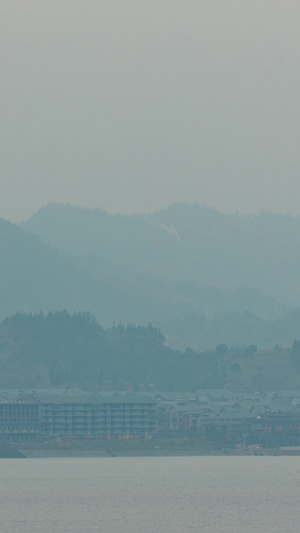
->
(154, 390, 300, 441)
(1, 388, 300, 443)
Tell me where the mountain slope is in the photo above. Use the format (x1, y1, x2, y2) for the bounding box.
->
(0, 217, 114, 322)
(0, 217, 209, 332)
(22, 202, 300, 307)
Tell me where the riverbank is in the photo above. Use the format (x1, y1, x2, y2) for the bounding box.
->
(17, 436, 218, 458)
(9, 437, 298, 458)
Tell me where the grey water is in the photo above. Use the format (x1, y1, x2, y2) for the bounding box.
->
(0, 456, 299, 532)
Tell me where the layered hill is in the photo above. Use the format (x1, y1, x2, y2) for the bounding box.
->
(2, 203, 300, 350)
(0, 217, 116, 322)
(18, 202, 300, 349)
(23, 202, 300, 307)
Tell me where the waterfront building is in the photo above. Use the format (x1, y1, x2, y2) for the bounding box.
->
(0, 390, 157, 441)
(0, 393, 40, 441)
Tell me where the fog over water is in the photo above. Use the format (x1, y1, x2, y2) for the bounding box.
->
(1, 456, 300, 532)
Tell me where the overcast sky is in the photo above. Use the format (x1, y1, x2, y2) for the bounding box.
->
(1, 0, 300, 222)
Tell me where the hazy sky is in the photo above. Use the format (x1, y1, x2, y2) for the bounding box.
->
(1, 0, 300, 222)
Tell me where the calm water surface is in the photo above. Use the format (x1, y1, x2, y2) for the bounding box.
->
(0, 456, 299, 532)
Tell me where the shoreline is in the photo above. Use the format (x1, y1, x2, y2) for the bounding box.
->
(16, 449, 300, 458)
(5, 439, 300, 458)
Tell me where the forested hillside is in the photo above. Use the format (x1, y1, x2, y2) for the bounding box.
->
(0, 311, 222, 390)
(1, 311, 300, 391)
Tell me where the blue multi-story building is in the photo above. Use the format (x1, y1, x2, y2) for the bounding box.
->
(0, 390, 157, 441)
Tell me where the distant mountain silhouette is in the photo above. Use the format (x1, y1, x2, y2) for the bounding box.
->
(0, 217, 117, 322)
(22, 203, 300, 308)
(13, 202, 300, 349)
(0, 216, 209, 337)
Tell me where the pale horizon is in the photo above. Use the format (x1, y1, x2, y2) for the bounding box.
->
(1, 1, 300, 222)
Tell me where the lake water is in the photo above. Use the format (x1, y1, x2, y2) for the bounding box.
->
(0, 456, 299, 532)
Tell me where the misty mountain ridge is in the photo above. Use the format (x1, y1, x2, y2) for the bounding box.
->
(0, 216, 192, 329)
(2, 202, 300, 350)
(22, 202, 300, 307)
(0, 216, 110, 320)
(1, 214, 285, 349)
